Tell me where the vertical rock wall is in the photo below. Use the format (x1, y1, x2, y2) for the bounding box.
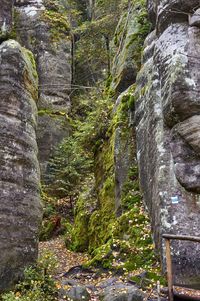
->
(109, 2, 150, 211)
(111, 4, 150, 94)
(136, 0, 200, 287)
(14, 0, 72, 177)
(0, 0, 13, 39)
(111, 9, 139, 94)
(0, 39, 42, 290)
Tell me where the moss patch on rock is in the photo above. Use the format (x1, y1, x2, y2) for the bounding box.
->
(111, 0, 151, 94)
(20, 47, 38, 102)
(41, 9, 70, 42)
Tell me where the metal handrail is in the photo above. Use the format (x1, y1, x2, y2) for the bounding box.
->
(163, 234, 200, 301)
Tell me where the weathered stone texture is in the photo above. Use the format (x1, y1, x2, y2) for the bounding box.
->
(14, 0, 71, 110)
(101, 284, 145, 301)
(111, 7, 143, 94)
(0, 0, 13, 39)
(0, 40, 42, 290)
(14, 0, 72, 178)
(114, 91, 136, 212)
(135, 1, 200, 287)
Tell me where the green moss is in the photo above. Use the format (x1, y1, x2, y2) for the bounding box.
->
(79, 98, 158, 276)
(130, 272, 166, 289)
(39, 220, 55, 241)
(86, 191, 158, 274)
(88, 176, 115, 252)
(69, 182, 98, 252)
(41, 9, 70, 42)
(110, 85, 136, 132)
(128, 95, 136, 110)
(111, 2, 151, 92)
(70, 196, 90, 251)
(86, 241, 113, 269)
(71, 81, 145, 266)
(38, 108, 67, 117)
(20, 47, 38, 101)
(70, 102, 116, 252)
(70, 83, 158, 279)
(25, 49, 38, 80)
(87, 113, 116, 252)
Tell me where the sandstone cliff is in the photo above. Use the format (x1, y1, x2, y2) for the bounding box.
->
(0, 39, 42, 290)
(14, 0, 72, 177)
(136, 0, 200, 286)
(1, 0, 200, 293)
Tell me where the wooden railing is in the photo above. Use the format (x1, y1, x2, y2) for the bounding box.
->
(163, 234, 200, 301)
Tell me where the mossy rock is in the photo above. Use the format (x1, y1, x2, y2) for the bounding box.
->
(41, 9, 70, 42)
(111, 2, 151, 94)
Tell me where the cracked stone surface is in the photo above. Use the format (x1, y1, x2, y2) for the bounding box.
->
(135, 1, 200, 287)
(0, 40, 42, 290)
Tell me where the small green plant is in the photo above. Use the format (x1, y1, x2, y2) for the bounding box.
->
(46, 136, 93, 199)
(39, 190, 59, 241)
(1, 252, 58, 301)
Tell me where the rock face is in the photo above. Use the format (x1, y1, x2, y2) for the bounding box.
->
(0, 0, 13, 39)
(135, 0, 200, 287)
(111, 5, 150, 94)
(14, 0, 72, 177)
(114, 90, 136, 212)
(0, 40, 42, 290)
(109, 3, 150, 211)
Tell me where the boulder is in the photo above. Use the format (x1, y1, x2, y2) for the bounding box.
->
(98, 277, 118, 289)
(100, 284, 145, 301)
(59, 285, 91, 301)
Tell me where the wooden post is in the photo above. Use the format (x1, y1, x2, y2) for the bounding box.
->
(165, 238, 174, 301)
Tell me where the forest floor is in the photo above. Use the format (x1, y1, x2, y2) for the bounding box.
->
(39, 237, 89, 278)
(39, 198, 166, 301)
(39, 237, 139, 301)
(39, 237, 114, 301)
(39, 236, 200, 301)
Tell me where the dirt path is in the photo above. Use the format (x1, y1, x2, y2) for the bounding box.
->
(39, 237, 89, 276)
(39, 237, 102, 300)
(39, 237, 161, 301)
